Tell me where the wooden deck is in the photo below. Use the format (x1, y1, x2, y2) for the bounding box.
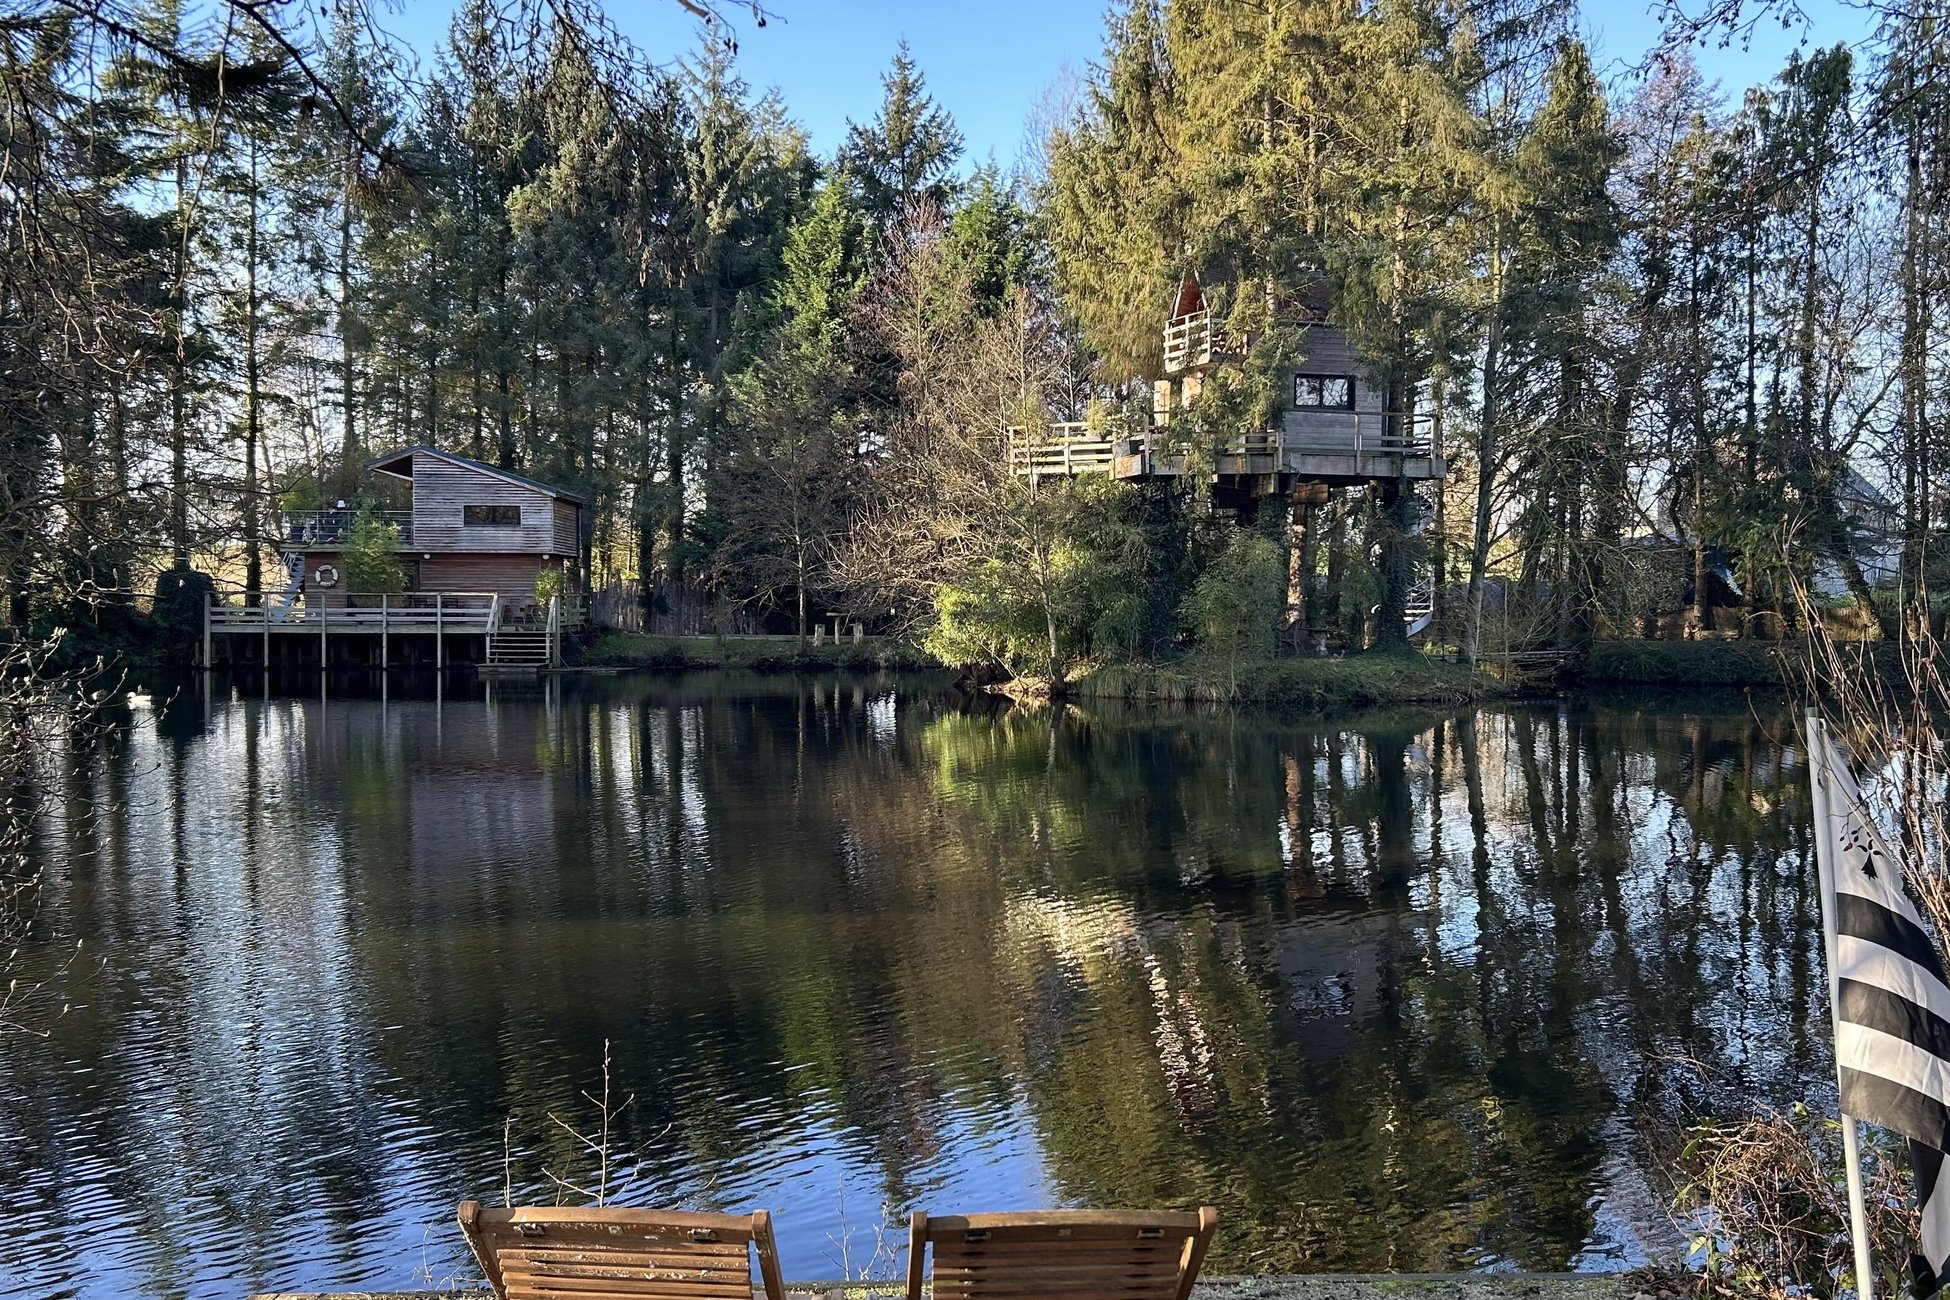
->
(1010, 420, 1446, 487)
(203, 592, 563, 669)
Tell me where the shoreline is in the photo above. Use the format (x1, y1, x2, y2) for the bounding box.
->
(568, 633, 1896, 710)
(249, 1274, 1642, 1300)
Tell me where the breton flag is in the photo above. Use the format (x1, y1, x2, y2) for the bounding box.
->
(1812, 714, 1950, 1298)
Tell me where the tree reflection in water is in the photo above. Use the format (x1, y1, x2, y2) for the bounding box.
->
(0, 674, 1822, 1298)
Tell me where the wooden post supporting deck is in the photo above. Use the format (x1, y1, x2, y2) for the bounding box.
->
(435, 593, 444, 668)
(202, 592, 213, 669)
(1284, 481, 1330, 655)
(319, 599, 327, 668)
(380, 594, 389, 670)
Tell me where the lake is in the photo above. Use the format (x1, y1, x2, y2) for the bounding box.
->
(0, 672, 1827, 1299)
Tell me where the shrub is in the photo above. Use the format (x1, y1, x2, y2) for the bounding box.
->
(342, 507, 408, 597)
(1669, 1104, 1913, 1299)
(1583, 639, 1789, 687)
(150, 565, 213, 669)
(1181, 533, 1284, 693)
(534, 565, 567, 608)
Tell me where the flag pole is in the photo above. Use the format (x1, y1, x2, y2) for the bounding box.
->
(1811, 708, 1878, 1300)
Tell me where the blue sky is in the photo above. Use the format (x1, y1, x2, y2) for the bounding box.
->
(379, 0, 1872, 167)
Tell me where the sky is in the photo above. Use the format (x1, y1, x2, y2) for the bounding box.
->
(378, 0, 1875, 168)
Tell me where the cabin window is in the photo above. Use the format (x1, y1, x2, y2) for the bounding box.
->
(1294, 375, 1355, 410)
(464, 504, 522, 526)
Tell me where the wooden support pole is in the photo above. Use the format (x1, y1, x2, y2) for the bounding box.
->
(319, 599, 328, 668)
(1284, 482, 1329, 656)
(381, 593, 389, 670)
(202, 591, 213, 669)
(435, 593, 445, 669)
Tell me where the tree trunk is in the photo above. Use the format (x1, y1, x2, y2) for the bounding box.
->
(169, 152, 192, 568)
(339, 137, 358, 469)
(243, 143, 264, 604)
(1463, 229, 1504, 667)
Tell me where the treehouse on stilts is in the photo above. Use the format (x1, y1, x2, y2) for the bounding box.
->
(1012, 273, 1447, 650)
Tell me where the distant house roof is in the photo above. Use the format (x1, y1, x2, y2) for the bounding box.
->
(364, 445, 587, 505)
(1839, 467, 1895, 512)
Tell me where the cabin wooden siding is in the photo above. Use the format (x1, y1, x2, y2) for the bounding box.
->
(293, 550, 350, 609)
(1282, 325, 1386, 450)
(407, 456, 567, 554)
(418, 553, 561, 611)
(273, 548, 557, 608)
(551, 499, 580, 556)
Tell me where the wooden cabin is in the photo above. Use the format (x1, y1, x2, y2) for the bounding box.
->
(204, 447, 585, 671)
(285, 446, 584, 614)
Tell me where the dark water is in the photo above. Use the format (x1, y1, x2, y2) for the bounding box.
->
(0, 672, 1828, 1298)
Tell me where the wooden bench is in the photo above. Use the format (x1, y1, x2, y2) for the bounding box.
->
(906, 1208, 1218, 1300)
(457, 1201, 786, 1300)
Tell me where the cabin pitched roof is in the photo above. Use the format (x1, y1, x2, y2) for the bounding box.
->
(1169, 272, 1206, 319)
(364, 445, 588, 506)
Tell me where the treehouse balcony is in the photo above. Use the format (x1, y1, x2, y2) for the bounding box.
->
(1009, 415, 1445, 490)
(1163, 309, 1228, 375)
(1007, 423, 1124, 477)
(282, 509, 414, 548)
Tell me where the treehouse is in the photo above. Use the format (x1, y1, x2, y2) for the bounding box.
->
(1011, 273, 1447, 643)
(1013, 274, 1447, 494)
(203, 446, 585, 671)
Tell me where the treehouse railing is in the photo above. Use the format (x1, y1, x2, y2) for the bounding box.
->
(281, 509, 414, 546)
(1008, 423, 1122, 477)
(1009, 414, 1437, 478)
(1163, 310, 1216, 373)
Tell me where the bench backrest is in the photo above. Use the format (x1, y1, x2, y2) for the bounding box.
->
(457, 1201, 786, 1300)
(906, 1207, 1219, 1300)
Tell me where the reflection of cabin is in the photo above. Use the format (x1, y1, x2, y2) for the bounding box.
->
(203, 447, 585, 672)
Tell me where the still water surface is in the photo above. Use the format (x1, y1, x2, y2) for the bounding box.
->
(0, 673, 1827, 1298)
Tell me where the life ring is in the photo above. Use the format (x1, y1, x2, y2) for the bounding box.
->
(314, 564, 339, 588)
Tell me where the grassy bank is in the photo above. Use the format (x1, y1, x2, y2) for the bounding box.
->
(1579, 639, 1791, 687)
(1071, 651, 1501, 714)
(576, 632, 942, 674)
(1571, 637, 1918, 689)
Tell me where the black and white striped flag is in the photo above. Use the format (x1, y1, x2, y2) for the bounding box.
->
(1816, 723, 1950, 1297)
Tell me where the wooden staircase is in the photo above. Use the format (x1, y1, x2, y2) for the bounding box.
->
(487, 626, 553, 668)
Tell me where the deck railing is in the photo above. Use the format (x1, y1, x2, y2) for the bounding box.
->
(1008, 423, 1123, 477)
(1163, 310, 1216, 373)
(1287, 413, 1434, 458)
(280, 509, 414, 547)
(207, 591, 498, 630)
(1009, 414, 1437, 479)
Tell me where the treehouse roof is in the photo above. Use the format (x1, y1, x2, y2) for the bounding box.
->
(364, 445, 587, 506)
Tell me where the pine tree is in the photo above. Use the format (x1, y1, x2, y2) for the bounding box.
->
(839, 41, 963, 236)
(712, 180, 867, 635)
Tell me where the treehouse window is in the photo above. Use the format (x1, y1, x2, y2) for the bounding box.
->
(1294, 375, 1354, 409)
(464, 504, 522, 526)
